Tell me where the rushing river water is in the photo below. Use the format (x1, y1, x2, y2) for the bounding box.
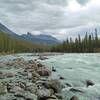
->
(0, 53, 100, 100)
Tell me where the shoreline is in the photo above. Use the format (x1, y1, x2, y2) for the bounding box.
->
(0, 57, 64, 100)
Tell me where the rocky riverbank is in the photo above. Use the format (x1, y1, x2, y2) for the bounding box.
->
(0, 57, 65, 100)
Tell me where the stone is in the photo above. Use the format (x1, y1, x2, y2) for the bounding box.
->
(38, 56, 48, 60)
(14, 91, 25, 98)
(65, 83, 72, 87)
(86, 80, 94, 87)
(37, 68, 51, 76)
(52, 67, 56, 72)
(0, 74, 5, 79)
(5, 72, 15, 78)
(26, 83, 37, 94)
(43, 80, 63, 93)
(24, 92, 37, 100)
(27, 72, 33, 80)
(0, 83, 7, 95)
(69, 88, 84, 93)
(70, 96, 79, 100)
(32, 71, 40, 78)
(9, 85, 24, 93)
(59, 76, 64, 80)
(36, 88, 51, 99)
(55, 93, 63, 99)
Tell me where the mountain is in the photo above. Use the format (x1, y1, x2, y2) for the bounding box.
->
(0, 23, 16, 35)
(21, 32, 60, 45)
(0, 22, 60, 45)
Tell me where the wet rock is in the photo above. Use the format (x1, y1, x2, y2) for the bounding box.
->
(26, 83, 37, 94)
(43, 80, 63, 93)
(5, 72, 15, 78)
(27, 72, 33, 80)
(0, 73, 5, 79)
(52, 67, 56, 72)
(37, 63, 44, 68)
(24, 92, 37, 100)
(69, 88, 84, 93)
(65, 83, 72, 87)
(18, 82, 26, 90)
(9, 85, 24, 93)
(55, 93, 63, 99)
(0, 83, 7, 94)
(59, 76, 64, 80)
(14, 91, 25, 98)
(19, 71, 28, 76)
(37, 68, 51, 76)
(32, 71, 40, 78)
(0, 71, 3, 74)
(70, 96, 79, 100)
(38, 56, 48, 60)
(13, 58, 24, 62)
(86, 80, 94, 87)
(36, 88, 51, 99)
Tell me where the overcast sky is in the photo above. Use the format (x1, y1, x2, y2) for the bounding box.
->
(0, 0, 100, 40)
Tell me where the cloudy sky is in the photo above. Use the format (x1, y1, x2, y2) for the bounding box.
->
(0, 0, 100, 40)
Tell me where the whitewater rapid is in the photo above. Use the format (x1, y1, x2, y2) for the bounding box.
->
(41, 53, 100, 100)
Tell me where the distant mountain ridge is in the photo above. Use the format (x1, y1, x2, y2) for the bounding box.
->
(0, 22, 60, 45)
(21, 32, 60, 45)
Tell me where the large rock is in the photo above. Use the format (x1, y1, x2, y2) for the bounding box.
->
(0, 83, 7, 95)
(5, 72, 15, 78)
(36, 88, 51, 100)
(0, 73, 5, 79)
(9, 85, 24, 93)
(26, 83, 37, 94)
(86, 80, 94, 87)
(43, 80, 63, 93)
(38, 56, 48, 60)
(24, 92, 37, 100)
(69, 88, 84, 93)
(37, 68, 51, 76)
(70, 96, 79, 100)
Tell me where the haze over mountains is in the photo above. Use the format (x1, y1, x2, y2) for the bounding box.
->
(0, 22, 60, 45)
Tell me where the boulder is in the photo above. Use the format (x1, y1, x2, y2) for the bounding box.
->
(5, 72, 15, 78)
(32, 71, 40, 78)
(27, 72, 33, 80)
(0, 83, 7, 95)
(70, 96, 79, 100)
(43, 80, 63, 93)
(37, 63, 44, 68)
(24, 92, 37, 100)
(0, 73, 5, 79)
(52, 67, 56, 72)
(26, 83, 37, 94)
(69, 88, 84, 93)
(14, 91, 25, 98)
(38, 56, 48, 60)
(86, 80, 94, 87)
(59, 76, 64, 80)
(55, 93, 63, 99)
(9, 85, 24, 93)
(37, 68, 51, 76)
(36, 88, 51, 100)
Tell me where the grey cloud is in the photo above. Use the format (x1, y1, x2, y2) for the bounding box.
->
(0, 0, 100, 39)
(77, 0, 90, 5)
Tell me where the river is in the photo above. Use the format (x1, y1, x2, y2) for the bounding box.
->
(0, 53, 100, 100)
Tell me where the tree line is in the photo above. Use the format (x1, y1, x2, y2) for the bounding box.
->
(51, 29, 100, 53)
(0, 31, 49, 54)
(1, 28, 100, 54)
